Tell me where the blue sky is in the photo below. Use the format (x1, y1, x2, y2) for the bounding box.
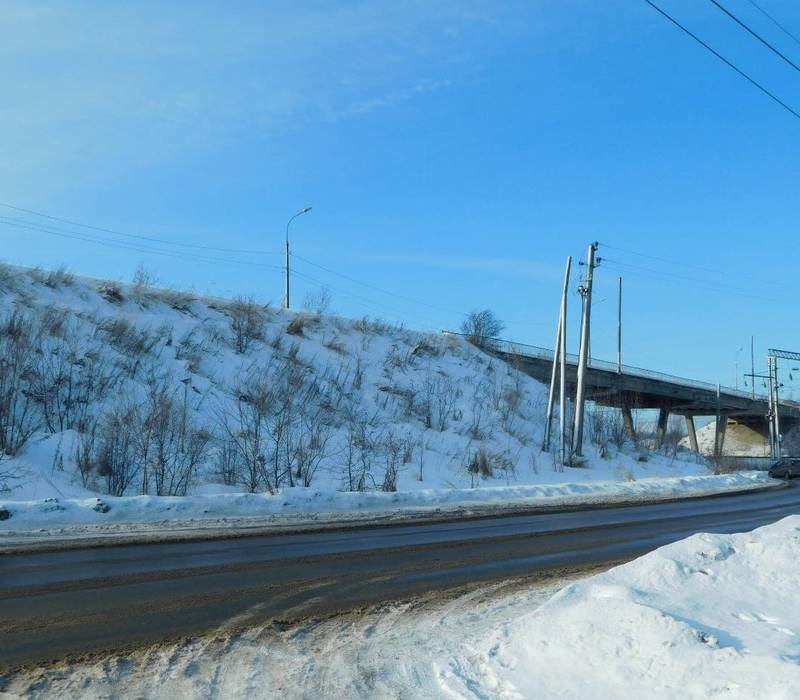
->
(2, 0, 800, 392)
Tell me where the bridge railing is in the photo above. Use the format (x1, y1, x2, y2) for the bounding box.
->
(444, 332, 764, 401)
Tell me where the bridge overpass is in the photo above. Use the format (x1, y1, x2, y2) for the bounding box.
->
(467, 336, 800, 456)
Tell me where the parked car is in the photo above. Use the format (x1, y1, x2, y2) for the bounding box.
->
(768, 458, 800, 479)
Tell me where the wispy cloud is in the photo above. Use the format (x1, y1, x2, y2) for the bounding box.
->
(364, 252, 562, 280)
(0, 1, 506, 199)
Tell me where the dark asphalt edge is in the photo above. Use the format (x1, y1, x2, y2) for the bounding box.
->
(0, 479, 788, 556)
(0, 559, 627, 678)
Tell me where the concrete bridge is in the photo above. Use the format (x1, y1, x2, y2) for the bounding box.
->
(485, 338, 800, 456)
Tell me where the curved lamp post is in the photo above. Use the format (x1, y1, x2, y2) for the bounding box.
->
(284, 207, 312, 309)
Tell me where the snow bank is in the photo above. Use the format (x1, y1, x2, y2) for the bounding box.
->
(439, 515, 800, 699)
(0, 471, 773, 536)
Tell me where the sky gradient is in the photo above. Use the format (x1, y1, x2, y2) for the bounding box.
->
(2, 0, 800, 394)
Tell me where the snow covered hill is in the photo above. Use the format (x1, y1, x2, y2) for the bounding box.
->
(0, 262, 723, 525)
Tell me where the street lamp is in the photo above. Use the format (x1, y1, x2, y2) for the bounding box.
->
(284, 207, 312, 309)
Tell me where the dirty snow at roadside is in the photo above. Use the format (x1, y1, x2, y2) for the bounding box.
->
(0, 471, 774, 539)
(7, 518, 800, 699)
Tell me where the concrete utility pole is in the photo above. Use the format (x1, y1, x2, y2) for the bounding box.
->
(572, 242, 600, 458)
(774, 359, 781, 457)
(767, 355, 779, 458)
(559, 260, 571, 465)
(617, 276, 623, 374)
(284, 207, 312, 309)
(543, 256, 572, 453)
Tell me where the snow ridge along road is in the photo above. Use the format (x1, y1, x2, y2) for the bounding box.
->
(1, 483, 800, 673)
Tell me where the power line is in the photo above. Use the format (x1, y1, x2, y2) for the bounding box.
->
(642, 0, 800, 121)
(708, 0, 800, 74)
(0, 202, 281, 256)
(290, 268, 442, 331)
(601, 258, 798, 304)
(291, 252, 471, 317)
(0, 217, 284, 272)
(745, 0, 800, 49)
(599, 241, 793, 289)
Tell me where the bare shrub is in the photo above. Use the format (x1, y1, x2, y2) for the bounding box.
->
(419, 370, 461, 431)
(76, 403, 141, 496)
(45, 265, 74, 288)
(95, 318, 157, 358)
(324, 336, 347, 355)
(29, 331, 120, 434)
(0, 262, 20, 292)
(132, 264, 158, 292)
(461, 309, 505, 350)
(134, 374, 212, 496)
(381, 432, 404, 492)
(287, 314, 309, 337)
(467, 447, 493, 482)
(229, 297, 264, 353)
(0, 313, 41, 456)
(302, 287, 332, 315)
(151, 288, 196, 313)
(98, 281, 124, 303)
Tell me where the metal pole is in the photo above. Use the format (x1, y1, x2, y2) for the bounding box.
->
(767, 356, 776, 458)
(714, 383, 721, 458)
(617, 276, 622, 374)
(572, 242, 598, 457)
(751, 336, 755, 399)
(284, 233, 290, 309)
(543, 256, 571, 452)
(284, 207, 312, 309)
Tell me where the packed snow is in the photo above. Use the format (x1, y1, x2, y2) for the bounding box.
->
(6, 517, 800, 698)
(0, 263, 755, 537)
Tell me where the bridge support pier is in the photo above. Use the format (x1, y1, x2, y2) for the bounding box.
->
(714, 414, 728, 458)
(622, 405, 636, 440)
(655, 408, 670, 449)
(685, 415, 698, 452)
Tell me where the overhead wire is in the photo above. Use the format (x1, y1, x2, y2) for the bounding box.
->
(745, 0, 800, 50)
(599, 241, 795, 289)
(642, 0, 800, 121)
(0, 217, 284, 272)
(0, 202, 281, 256)
(708, 0, 800, 74)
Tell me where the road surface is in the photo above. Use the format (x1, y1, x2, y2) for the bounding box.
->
(2, 483, 799, 671)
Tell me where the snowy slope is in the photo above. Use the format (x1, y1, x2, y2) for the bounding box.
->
(0, 262, 721, 528)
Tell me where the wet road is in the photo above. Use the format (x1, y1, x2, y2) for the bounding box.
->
(1, 483, 799, 671)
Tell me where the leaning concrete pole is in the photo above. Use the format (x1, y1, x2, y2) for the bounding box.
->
(558, 258, 572, 465)
(543, 256, 572, 453)
(572, 242, 598, 457)
(774, 360, 782, 457)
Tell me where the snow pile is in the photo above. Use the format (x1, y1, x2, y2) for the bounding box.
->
(0, 471, 771, 535)
(439, 515, 800, 699)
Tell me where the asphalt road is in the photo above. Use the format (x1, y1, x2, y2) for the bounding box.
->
(2, 483, 799, 671)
